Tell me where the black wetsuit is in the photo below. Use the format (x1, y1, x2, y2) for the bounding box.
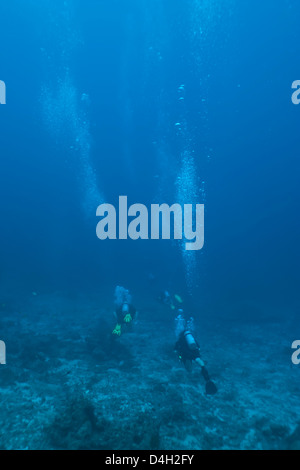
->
(175, 330, 218, 395)
(175, 331, 201, 364)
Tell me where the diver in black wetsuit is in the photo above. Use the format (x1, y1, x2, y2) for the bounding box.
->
(174, 315, 217, 395)
(158, 290, 183, 312)
(112, 302, 137, 336)
(112, 286, 137, 337)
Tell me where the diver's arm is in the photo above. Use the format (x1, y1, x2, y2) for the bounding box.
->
(174, 340, 180, 353)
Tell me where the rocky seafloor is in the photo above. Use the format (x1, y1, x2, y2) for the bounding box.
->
(0, 288, 299, 450)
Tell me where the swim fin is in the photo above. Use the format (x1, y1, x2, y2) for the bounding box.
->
(205, 380, 217, 395)
(201, 366, 217, 395)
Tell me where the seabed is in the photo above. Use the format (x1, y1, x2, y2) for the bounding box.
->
(0, 286, 299, 450)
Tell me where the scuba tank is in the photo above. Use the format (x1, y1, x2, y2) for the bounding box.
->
(184, 330, 198, 351)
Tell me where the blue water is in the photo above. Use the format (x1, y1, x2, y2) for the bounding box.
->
(0, 0, 299, 450)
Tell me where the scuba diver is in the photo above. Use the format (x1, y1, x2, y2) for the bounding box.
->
(174, 313, 217, 395)
(112, 286, 137, 336)
(158, 290, 183, 312)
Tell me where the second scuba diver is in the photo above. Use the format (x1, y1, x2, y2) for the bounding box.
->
(174, 313, 217, 395)
(158, 290, 183, 312)
(112, 286, 137, 336)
